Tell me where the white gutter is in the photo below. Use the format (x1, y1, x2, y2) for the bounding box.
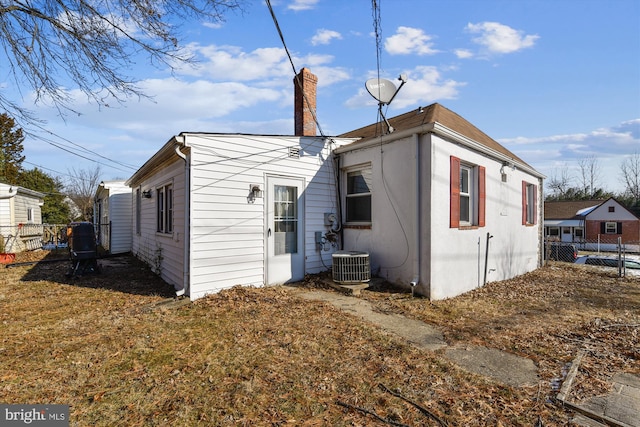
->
(174, 135, 190, 298)
(410, 133, 421, 295)
(0, 186, 18, 199)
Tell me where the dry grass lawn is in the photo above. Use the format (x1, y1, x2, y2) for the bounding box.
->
(1, 250, 638, 426)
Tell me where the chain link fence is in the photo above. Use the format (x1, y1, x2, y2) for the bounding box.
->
(545, 236, 640, 278)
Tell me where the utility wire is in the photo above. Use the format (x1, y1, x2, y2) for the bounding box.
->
(264, 0, 339, 218)
(372, 0, 410, 270)
(29, 121, 138, 170)
(265, 0, 326, 138)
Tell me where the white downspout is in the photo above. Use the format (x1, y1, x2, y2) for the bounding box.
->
(174, 140, 190, 298)
(410, 133, 421, 295)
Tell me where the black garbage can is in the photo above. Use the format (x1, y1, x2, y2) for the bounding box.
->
(66, 222, 99, 276)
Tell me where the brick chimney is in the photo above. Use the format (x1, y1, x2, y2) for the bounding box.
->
(294, 68, 317, 136)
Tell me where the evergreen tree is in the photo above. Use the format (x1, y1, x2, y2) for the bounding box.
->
(19, 168, 70, 224)
(0, 113, 25, 183)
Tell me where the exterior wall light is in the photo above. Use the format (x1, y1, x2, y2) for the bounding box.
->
(250, 184, 262, 199)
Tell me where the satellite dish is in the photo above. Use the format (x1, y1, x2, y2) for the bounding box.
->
(364, 74, 408, 134)
(365, 78, 398, 105)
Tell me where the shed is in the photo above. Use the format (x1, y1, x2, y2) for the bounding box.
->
(0, 182, 45, 252)
(94, 180, 132, 254)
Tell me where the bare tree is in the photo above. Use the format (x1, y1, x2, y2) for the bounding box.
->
(577, 155, 602, 198)
(546, 164, 573, 199)
(620, 152, 640, 202)
(0, 0, 242, 128)
(66, 166, 102, 221)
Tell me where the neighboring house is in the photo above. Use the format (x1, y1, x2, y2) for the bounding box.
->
(126, 69, 357, 299)
(545, 198, 640, 251)
(544, 200, 604, 243)
(0, 182, 45, 252)
(336, 103, 545, 300)
(94, 180, 132, 254)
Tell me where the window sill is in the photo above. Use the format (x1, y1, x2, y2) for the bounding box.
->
(344, 224, 372, 230)
(457, 225, 479, 230)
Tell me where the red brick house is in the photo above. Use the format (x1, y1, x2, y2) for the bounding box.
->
(544, 198, 640, 250)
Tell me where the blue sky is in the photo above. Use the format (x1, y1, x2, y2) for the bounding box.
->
(14, 0, 640, 193)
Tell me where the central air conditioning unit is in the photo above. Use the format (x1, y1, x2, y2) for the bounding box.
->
(332, 251, 371, 284)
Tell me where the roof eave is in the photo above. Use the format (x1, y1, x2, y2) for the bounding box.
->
(126, 135, 184, 187)
(335, 122, 545, 179)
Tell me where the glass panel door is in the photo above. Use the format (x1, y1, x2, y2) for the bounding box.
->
(273, 185, 298, 255)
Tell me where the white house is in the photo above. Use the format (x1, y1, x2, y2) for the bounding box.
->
(126, 69, 357, 299)
(127, 69, 544, 301)
(94, 180, 132, 254)
(0, 182, 45, 252)
(336, 103, 545, 299)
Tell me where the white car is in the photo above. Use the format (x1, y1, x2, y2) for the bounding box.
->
(574, 256, 640, 270)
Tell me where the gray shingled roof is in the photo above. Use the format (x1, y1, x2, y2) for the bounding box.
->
(544, 200, 605, 220)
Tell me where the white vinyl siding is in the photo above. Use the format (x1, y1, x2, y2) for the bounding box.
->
(95, 181, 132, 255)
(128, 134, 354, 300)
(13, 193, 42, 225)
(187, 134, 343, 299)
(131, 160, 185, 290)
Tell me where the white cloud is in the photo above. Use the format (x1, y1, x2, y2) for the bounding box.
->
(202, 21, 223, 29)
(466, 22, 539, 55)
(174, 43, 345, 87)
(345, 66, 464, 109)
(311, 29, 342, 46)
(385, 26, 439, 56)
(454, 49, 474, 59)
(287, 0, 319, 11)
(499, 120, 640, 155)
(498, 119, 640, 192)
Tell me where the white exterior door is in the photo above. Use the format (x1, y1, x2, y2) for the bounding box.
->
(266, 176, 305, 284)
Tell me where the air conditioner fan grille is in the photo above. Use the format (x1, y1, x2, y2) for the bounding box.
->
(332, 251, 370, 284)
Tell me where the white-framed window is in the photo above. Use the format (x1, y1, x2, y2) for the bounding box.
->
(27, 208, 33, 223)
(450, 156, 485, 228)
(345, 167, 372, 223)
(522, 181, 537, 225)
(156, 183, 173, 234)
(548, 227, 560, 237)
(459, 165, 475, 225)
(605, 221, 617, 234)
(574, 228, 583, 238)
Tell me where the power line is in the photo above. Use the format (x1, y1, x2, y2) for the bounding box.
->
(265, 0, 327, 138)
(24, 121, 138, 173)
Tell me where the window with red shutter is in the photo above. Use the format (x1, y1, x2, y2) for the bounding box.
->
(450, 156, 485, 228)
(522, 181, 537, 225)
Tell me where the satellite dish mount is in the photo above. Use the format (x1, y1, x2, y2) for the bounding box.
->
(365, 74, 407, 133)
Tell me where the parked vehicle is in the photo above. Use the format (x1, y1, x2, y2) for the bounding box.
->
(545, 242, 578, 262)
(574, 256, 640, 270)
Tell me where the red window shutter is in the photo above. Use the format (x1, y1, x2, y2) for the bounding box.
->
(450, 156, 460, 228)
(532, 184, 537, 225)
(478, 166, 486, 227)
(521, 181, 527, 225)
